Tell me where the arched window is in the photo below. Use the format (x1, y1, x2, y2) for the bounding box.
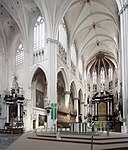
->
(78, 59, 83, 75)
(59, 19, 68, 51)
(16, 43, 24, 65)
(100, 67, 105, 84)
(93, 69, 97, 84)
(108, 67, 113, 81)
(33, 16, 45, 51)
(92, 69, 97, 92)
(71, 43, 76, 66)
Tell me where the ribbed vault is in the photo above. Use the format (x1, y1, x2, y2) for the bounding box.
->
(64, 0, 119, 72)
(86, 52, 116, 76)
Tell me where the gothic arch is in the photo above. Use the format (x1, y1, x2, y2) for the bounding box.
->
(29, 65, 48, 88)
(70, 81, 77, 98)
(31, 67, 47, 109)
(78, 89, 83, 102)
(78, 89, 83, 117)
(57, 68, 69, 91)
(57, 71, 66, 107)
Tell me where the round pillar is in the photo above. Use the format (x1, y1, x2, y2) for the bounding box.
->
(17, 103, 21, 121)
(119, 4, 128, 132)
(74, 98, 79, 122)
(81, 101, 85, 122)
(47, 38, 58, 130)
(6, 104, 9, 123)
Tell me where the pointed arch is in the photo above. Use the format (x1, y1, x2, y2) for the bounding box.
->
(70, 81, 77, 98)
(78, 89, 83, 102)
(31, 67, 47, 109)
(57, 71, 66, 107)
(57, 67, 69, 91)
(29, 65, 48, 88)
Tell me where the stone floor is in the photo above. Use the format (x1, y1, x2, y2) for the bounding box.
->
(0, 132, 21, 150)
(4, 131, 128, 150)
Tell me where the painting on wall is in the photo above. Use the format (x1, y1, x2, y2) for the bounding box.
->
(38, 114, 45, 126)
(36, 89, 44, 109)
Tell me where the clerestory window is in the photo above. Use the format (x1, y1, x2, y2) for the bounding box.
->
(71, 42, 76, 66)
(108, 67, 113, 81)
(100, 67, 105, 84)
(59, 19, 68, 51)
(16, 43, 24, 65)
(33, 16, 45, 51)
(92, 69, 97, 84)
(78, 59, 83, 75)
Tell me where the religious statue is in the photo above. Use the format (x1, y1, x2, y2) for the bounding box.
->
(12, 76, 19, 93)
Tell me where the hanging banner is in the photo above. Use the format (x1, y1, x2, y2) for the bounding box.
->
(51, 103, 57, 120)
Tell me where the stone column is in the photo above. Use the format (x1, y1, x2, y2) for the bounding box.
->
(65, 91, 70, 108)
(6, 104, 9, 123)
(84, 95, 89, 120)
(107, 101, 110, 116)
(95, 102, 97, 116)
(81, 101, 85, 122)
(119, 4, 128, 133)
(47, 38, 58, 129)
(74, 98, 79, 122)
(17, 103, 20, 121)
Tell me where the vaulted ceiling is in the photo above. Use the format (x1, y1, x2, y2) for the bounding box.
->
(64, 0, 119, 74)
(0, 0, 120, 74)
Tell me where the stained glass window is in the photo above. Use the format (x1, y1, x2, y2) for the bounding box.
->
(108, 67, 113, 81)
(100, 67, 105, 84)
(92, 69, 97, 84)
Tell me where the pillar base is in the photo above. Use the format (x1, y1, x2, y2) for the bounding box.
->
(121, 125, 127, 133)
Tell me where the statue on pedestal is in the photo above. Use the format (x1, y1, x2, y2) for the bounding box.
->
(12, 76, 19, 92)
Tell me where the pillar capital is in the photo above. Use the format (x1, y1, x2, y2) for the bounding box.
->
(81, 101, 85, 105)
(74, 97, 79, 101)
(46, 38, 58, 44)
